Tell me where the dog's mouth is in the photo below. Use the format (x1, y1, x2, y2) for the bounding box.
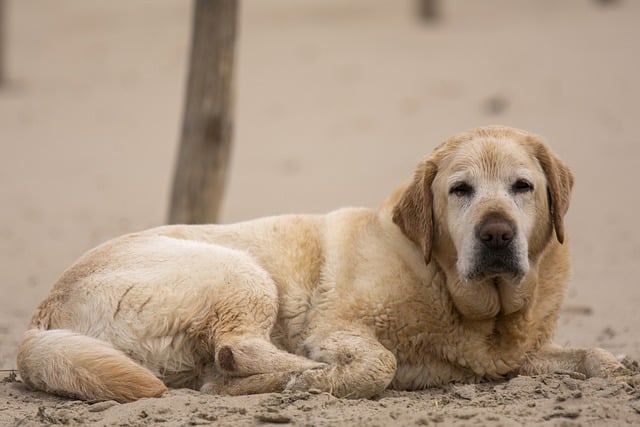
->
(467, 252, 526, 284)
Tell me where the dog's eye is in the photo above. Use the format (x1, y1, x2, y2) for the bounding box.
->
(513, 179, 534, 193)
(450, 182, 473, 197)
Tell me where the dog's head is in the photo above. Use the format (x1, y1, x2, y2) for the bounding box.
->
(393, 126, 573, 312)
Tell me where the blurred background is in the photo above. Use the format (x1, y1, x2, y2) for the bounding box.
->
(1, 0, 639, 369)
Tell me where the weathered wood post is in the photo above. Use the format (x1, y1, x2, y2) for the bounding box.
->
(168, 0, 238, 224)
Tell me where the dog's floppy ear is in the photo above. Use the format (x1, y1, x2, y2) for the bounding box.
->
(532, 140, 574, 244)
(392, 159, 438, 265)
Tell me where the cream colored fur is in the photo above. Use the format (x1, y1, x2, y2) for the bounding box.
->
(17, 126, 629, 402)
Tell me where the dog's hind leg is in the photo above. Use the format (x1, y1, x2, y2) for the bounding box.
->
(195, 263, 325, 378)
(200, 329, 397, 398)
(212, 334, 325, 376)
(197, 336, 325, 395)
(200, 368, 299, 396)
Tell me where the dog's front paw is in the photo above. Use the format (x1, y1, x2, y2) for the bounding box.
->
(286, 364, 389, 399)
(460, 350, 522, 378)
(583, 348, 627, 378)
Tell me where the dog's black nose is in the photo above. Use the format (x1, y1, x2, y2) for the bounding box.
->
(477, 218, 514, 250)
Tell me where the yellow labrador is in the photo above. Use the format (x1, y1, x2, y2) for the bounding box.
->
(18, 126, 626, 402)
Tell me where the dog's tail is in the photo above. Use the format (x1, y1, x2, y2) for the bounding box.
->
(17, 329, 167, 402)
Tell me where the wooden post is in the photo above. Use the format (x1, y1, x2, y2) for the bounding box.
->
(168, 0, 238, 224)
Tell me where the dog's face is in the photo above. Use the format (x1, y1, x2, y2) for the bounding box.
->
(393, 126, 573, 315)
(433, 136, 548, 284)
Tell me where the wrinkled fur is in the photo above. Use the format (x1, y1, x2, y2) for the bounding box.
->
(18, 126, 627, 402)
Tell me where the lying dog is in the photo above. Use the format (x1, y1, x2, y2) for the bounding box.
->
(18, 126, 626, 402)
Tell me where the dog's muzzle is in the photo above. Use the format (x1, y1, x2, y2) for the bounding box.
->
(470, 216, 525, 281)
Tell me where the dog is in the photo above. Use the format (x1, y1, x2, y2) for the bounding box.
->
(17, 126, 628, 402)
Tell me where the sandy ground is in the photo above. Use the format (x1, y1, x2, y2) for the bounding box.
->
(1, 0, 640, 425)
